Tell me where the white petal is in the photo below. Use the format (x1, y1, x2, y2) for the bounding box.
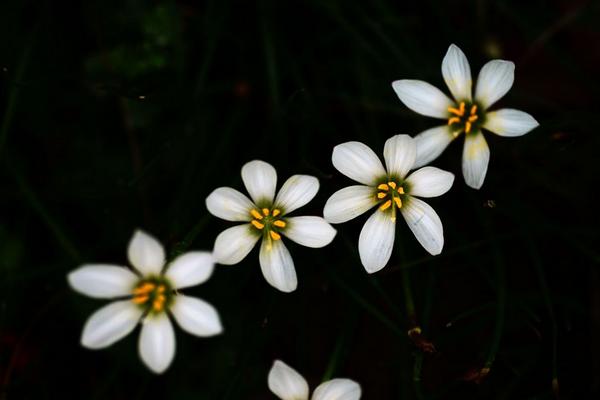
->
(165, 251, 214, 289)
(475, 60, 515, 109)
(259, 238, 297, 292)
(213, 224, 260, 265)
(274, 175, 319, 214)
(81, 300, 142, 349)
(68, 265, 137, 299)
(312, 379, 362, 400)
(358, 211, 395, 274)
(442, 44, 472, 102)
(405, 166, 454, 198)
(462, 132, 490, 189)
(413, 125, 455, 168)
(483, 108, 539, 137)
(323, 185, 376, 224)
(400, 196, 444, 255)
(205, 187, 254, 222)
(138, 313, 175, 374)
(283, 216, 337, 248)
(127, 230, 165, 276)
(331, 141, 386, 186)
(392, 80, 454, 119)
(170, 295, 223, 337)
(268, 360, 309, 400)
(383, 134, 416, 179)
(241, 160, 277, 204)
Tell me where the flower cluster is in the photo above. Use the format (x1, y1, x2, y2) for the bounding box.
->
(67, 44, 537, 392)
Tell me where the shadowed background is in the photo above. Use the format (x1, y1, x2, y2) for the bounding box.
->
(1, 0, 598, 398)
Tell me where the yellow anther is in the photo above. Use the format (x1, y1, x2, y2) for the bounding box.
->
(459, 102, 465, 114)
(152, 294, 166, 311)
(394, 197, 402, 209)
(272, 209, 281, 217)
(273, 220, 286, 228)
(388, 181, 397, 189)
(377, 183, 389, 191)
(379, 199, 392, 211)
(448, 117, 461, 125)
(262, 208, 270, 216)
(133, 282, 155, 295)
(470, 104, 477, 115)
(377, 192, 387, 199)
(157, 285, 165, 294)
(132, 295, 149, 304)
(251, 220, 265, 230)
(468, 115, 478, 122)
(465, 121, 472, 133)
(397, 187, 404, 194)
(250, 209, 263, 220)
(447, 106, 464, 116)
(269, 230, 281, 240)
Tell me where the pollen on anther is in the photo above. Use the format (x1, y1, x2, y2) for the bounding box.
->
(272, 209, 281, 217)
(250, 209, 263, 220)
(133, 295, 149, 304)
(262, 208, 270, 216)
(397, 187, 405, 194)
(448, 117, 461, 125)
(388, 181, 397, 190)
(468, 115, 478, 122)
(273, 220, 286, 228)
(377, 192, 387, 199)
(394, 197, 402, 208)
(380, 199, 392, 211)
(251, 220, 265, 229)
(465, 121, 472, 133)
(377, 183, 389, 191)
(470, 104, 477, 115)
(269, 230, 281, 240)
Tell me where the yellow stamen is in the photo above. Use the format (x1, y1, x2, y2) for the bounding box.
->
(269, 230, 281, 240)
(133, 282, 155, 295)
(470, 104, 477, 115)
(272, 209, 281, 217)
(262, 208, 270, 216)
(394, 197, 402, 208)
(388, 181, 397, 189)
(273, 220, 286, 228)
(465, 121, 472, 133)
(157, 285, 165, 293)
(459, 102, 465, 114)
(251, 220, 265, 229)
(377, 192, 387, 199)
(397, 187, 405, 194)
(250, 209, 263, 220)
(468, 115, 478, 122)
(132, 295, 149, 304)
(448, 117, 461, 125)
(379, 199, 392, 211)
(447, 106, 464, 116)
(152, 295, 166, 312)
(377, 183, 389, 191)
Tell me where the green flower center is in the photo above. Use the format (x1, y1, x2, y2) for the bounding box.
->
(447, 101, 483, 136)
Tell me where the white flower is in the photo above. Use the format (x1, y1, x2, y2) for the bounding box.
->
(206, 160, 336, 293)
(67, 230, 223, 374)
(268, 360, 361, 400)
(324, 135, 454, 273)
(392, 43, 539, 189)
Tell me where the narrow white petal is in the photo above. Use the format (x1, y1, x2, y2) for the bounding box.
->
(68, 265, 137, 299)
(405, 166, 455, 198)
(268, 360, 310, 400)
(331, 142, 386, 186)
(138, 313, 175, 374)
(413, 125, 455, 168)
(383, 134, 416, 179)
(81, 300, 142, 349)
(241, 160, 277, 204)
(400, 196, 444, 255)
(213, 224, 260, 265)
(483, 109, 539, 137)
(442, 44, 472, 102)
(462, 132, 490, 189)
(274, 175, 319, 214)
(358, 211, 395, 274)
(170, 295, 223, 337)
(475, 60, 515, 109)
(259, 238, 297, 292)
(165, 251, 214, 289)
(323, 185, 376, 224)
(127, 230, 165, 276)
(312, 379, 362, 400)
(392, 80, 454, 119)
(283, 216, 337, 248)
(205, 187, 254, 222)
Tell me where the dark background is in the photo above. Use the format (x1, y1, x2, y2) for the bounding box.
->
(1, 0, 598, 398)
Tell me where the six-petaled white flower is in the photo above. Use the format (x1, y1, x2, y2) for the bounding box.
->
(268, 360, 361, 400)
(392, 43, 539, 189)
(68, 230, 223, 374)
(206, 160, 337, 293)
(324, 135, 454, 273)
